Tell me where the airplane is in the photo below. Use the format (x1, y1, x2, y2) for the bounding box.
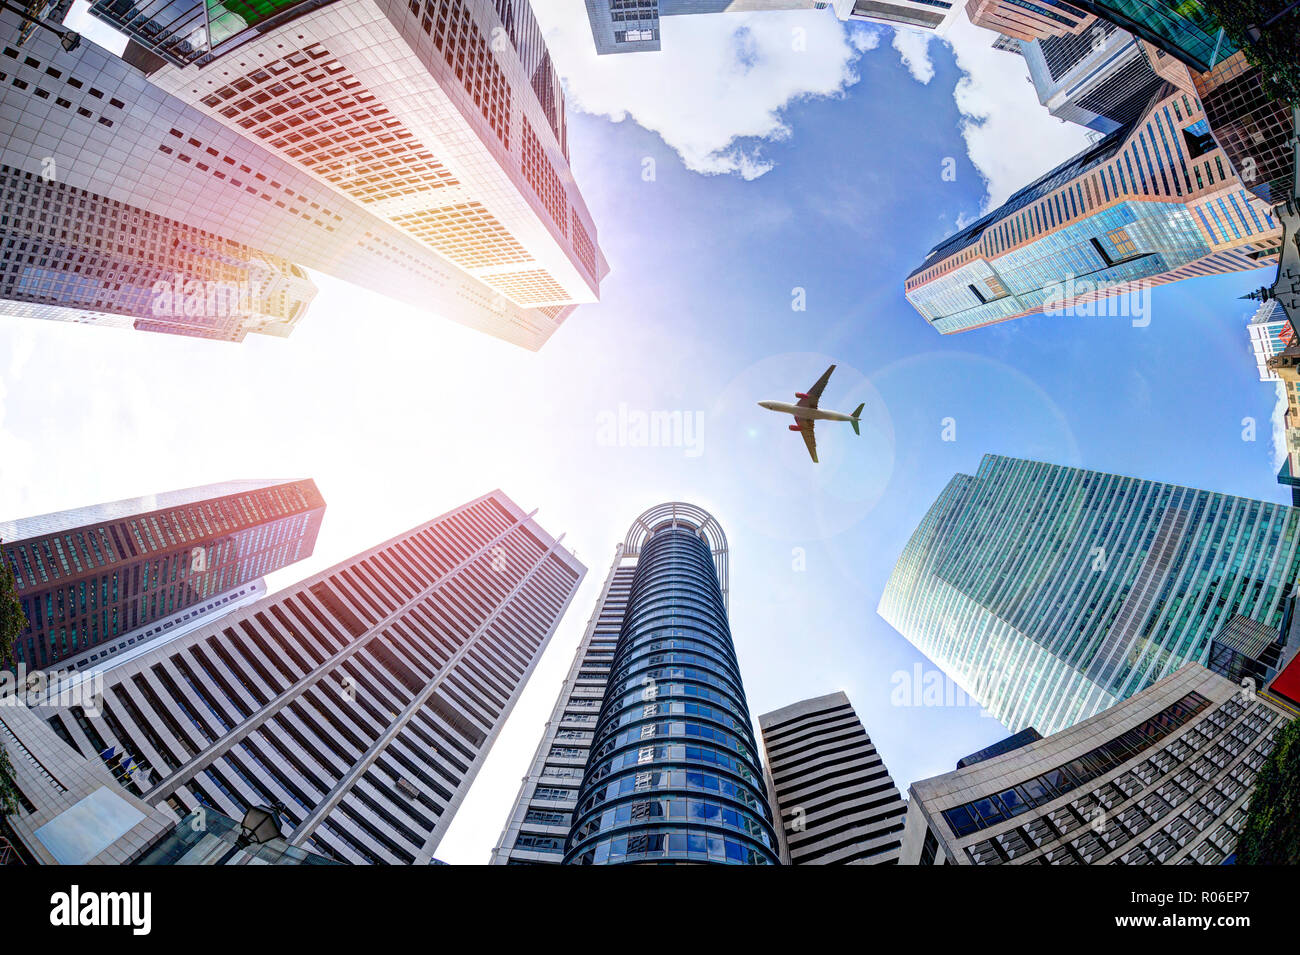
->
(757, 364, 863, 464)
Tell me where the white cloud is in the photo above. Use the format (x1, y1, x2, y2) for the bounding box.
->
(531, 4, 867, 179)
(940, 14, 1092, 211)
(891, 28, 935, 85)
(1272, 380, 1289, 469)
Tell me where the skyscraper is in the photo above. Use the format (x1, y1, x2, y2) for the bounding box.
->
(1019, 21, 1181, 134)
(758, 691, 908, 864)
(965, 0, 1235, 72)
(0, 164, 317, 341)
(1, 479, 325, 671)
(495, 502, 779, 865)
(582, 0, 960, 56)
(879, 454, 1300, 736)
(1248, 298, 1290, 382)
(11, 490, 585, 864)
(1192, 51, 1296, 205)
(899, 664, 1292, 864)
(0, 1, 606, 350)
(905, 85, 1280, 334)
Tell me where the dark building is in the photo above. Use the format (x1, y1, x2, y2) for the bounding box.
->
(1194, 51, 1296, 205)
(956, 727, 1044, 769)
(1, 479, 325, 670)
(562, 503, 779, 864)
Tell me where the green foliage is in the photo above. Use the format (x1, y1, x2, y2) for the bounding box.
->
(1202, 0, 1300, 105)
(0, 540, 23, 818)
(0, 541, 20, 669)
(1238, 717, 1300, 864)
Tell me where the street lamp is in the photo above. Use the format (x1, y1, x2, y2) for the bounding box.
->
(214, 802, 287, 865)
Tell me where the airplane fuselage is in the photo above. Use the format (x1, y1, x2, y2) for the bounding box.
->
(758, 401, 856, 422)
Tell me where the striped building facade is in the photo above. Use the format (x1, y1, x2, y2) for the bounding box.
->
(21, 490, 585, 864)
(904, 84, 1280, 335)
(490, 537, 635, 863)
(1, 479, 325, 671)
(879, 455, 1300, 737)
(759, 691, 908, 864)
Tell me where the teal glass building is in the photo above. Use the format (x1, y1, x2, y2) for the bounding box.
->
(563, 504, 779, 865)
(1074, 2, 1235, 72)
(879, 455, 1300, 736)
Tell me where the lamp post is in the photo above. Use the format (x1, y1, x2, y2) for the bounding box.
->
(214, 803, 287, 865)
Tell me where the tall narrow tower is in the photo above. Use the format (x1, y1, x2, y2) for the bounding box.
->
(546, 503, 779, 865)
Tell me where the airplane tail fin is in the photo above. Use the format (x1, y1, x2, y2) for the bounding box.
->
(851, 403, 864, 436)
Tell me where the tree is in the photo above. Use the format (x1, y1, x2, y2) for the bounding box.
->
(1202, 0, 1300, 105)
(0, 540, 23, 819)
(1237, 717, 1300, 864)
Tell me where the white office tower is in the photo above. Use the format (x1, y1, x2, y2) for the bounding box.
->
(0, 1, 606, 349)
(490, 511, 640, 863)
(759, 691, 908, 864)
(2, 491, 586, 864)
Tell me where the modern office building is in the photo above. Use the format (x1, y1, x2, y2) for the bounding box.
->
(0, 1, 605, 350)
(758, 691, 908, 864)
(1192, 51, 1296, 205)
(0, 479, 325, 672)
(491, 524, 636, 863)
(1019, 20, 1183, 134)
(878, 454, 1300, 737)
(582, 0, 960, 56)
(965, 0, 1235, 72)
(0, 163, 317, 341)
(1249, 299, 1291, 382)
(4, 490, 585, 864)
(496, 502, 778, 865)
(904, 85, 1280, 334)
(899, 665, 1293, 864)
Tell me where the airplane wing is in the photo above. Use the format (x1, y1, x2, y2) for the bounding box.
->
(793, 417, 818, 463)
(796, 364, 836, 410)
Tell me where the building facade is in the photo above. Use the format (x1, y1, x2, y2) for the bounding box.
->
(0, 163, 317, 340)
(905, 85, 1280, 334)
(7, 490, 585, 864)
(758, 690, 908, 864)
(966, 0, 1235, 72)
(561, 503, 778, 864)
(878, 454, 1300, 736)
(1248, 299, 1290, 382)
(582, 0, 960, 56)
(490, 532, 635, 863)
(495, 502, 778, 865)
(1192, 51, 1296, 205)
(899, 665, 1293, 864)
(1, 1, 605, 350)
(1, 479, 325, 672)
(1020, 21, 1178, 134)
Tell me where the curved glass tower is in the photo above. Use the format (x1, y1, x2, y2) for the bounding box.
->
(564, 504, 779, 865)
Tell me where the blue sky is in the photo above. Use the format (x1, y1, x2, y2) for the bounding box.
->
(0, 6, 1285, 863)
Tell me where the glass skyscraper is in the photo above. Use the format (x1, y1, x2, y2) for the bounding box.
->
(879, 455, 1300, 737)
(905, 84, 1280, 334)
(514, 502, 778, 865)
